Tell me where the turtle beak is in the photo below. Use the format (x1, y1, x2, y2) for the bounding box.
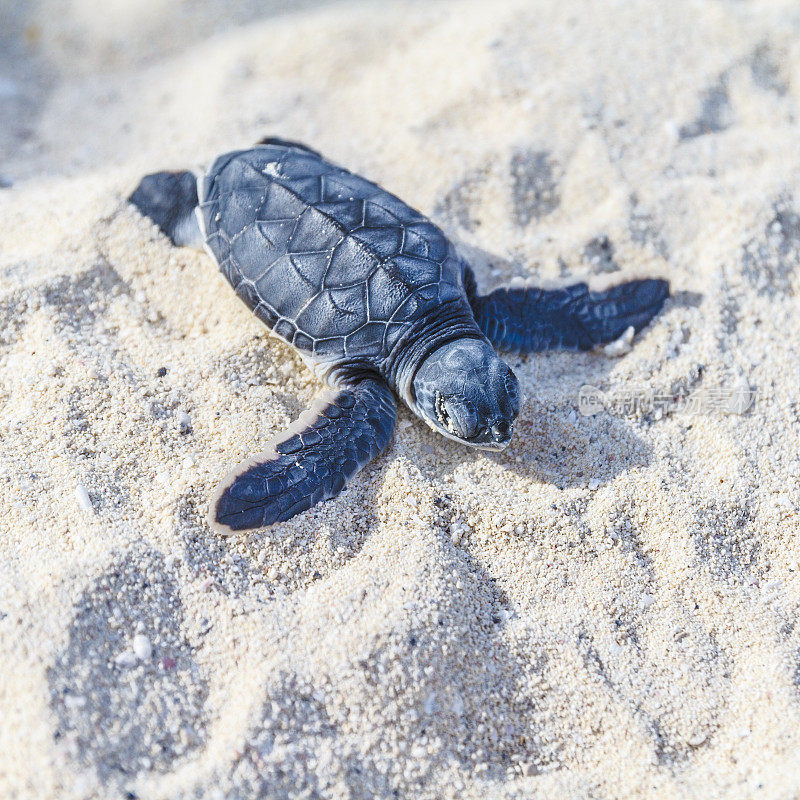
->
(490, 420, 512, 446)
(460, 421, 513, 451)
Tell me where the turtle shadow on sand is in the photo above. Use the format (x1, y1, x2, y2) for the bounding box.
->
(488, 401, 653, 490)
(407, 363, 654, 493)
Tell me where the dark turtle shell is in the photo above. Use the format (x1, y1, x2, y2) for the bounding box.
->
(198, 142, 466, 367)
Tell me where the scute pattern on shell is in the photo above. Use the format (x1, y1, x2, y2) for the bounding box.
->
(198, 143, 466, 365)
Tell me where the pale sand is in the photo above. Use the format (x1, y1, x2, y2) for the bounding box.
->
(1, 1, 800, 798)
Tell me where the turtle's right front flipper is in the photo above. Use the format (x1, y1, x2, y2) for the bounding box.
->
(209, 377, 396, 534)
(467, 272, 669, 353)
(129, 170, 203, 249)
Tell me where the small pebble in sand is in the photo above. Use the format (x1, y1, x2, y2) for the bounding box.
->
(114, 649, 138, 669)
(74, 484, 93, 514)
(178, 411, 192, 434)
(449, 521, 467, 544)
(132, 634, 153, 661)
(164, 552, 181, 570)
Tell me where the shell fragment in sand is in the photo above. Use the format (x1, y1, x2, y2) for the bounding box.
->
(74, 484, 94, 514)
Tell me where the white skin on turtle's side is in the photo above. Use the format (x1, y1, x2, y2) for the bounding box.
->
(129, 138, 669, 534)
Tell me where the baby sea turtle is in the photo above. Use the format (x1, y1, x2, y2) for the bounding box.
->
(130, 138, 668, 533)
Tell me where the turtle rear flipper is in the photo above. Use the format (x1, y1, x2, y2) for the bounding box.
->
(129, 170, 203, 248)
(209, 377, 397, 533)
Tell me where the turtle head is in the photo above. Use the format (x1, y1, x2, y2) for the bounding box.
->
(411, 339, 520, 450)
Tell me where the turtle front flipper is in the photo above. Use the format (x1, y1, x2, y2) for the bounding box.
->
(467, 272, 669, 353)
(209, 377, 396, 534)
(129, 170, 203, 248)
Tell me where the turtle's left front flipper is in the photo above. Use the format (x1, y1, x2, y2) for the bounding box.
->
(468, 273, 669, 353)
(209, 377, 396, 534)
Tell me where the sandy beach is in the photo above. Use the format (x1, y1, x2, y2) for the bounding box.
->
(1, 0, 800, 797)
